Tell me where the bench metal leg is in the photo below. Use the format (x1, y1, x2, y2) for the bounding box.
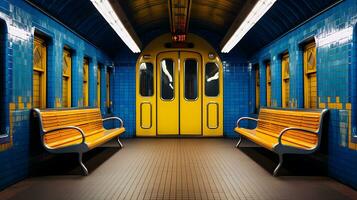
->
(117, 137, 123, 148)
(235, 136, 243, 148)
(273, 154, 283, 176)
(79, 153, 88, 176)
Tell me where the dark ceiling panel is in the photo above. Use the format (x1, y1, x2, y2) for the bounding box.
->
(27, 0, 341, 57)
(237, 0, 341, 56)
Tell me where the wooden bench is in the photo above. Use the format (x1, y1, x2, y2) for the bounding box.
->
(234, 108, 328, 176)
(32, 108, 126, 175)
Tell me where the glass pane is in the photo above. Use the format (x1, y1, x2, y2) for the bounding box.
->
(161, 59, 174, 100)
(184, 59, 198, 100)
(139, 62, 154, 97)
(205, 63, 219, 97)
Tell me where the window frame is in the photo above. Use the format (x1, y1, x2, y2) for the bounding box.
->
(281, 52, 290, 108)
(184, 58, 199, 101)
(204, 62, 220, 97)
(139, 62, 154, 97)
(266, 61, 272, 107)
(62, 47, 72, 108)
(33, 34, 47, 109)
(160, 58, 175, 101)
(83, 57, 89, 107)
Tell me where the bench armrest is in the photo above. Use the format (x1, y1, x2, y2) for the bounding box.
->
(236, 117, 259, 128)
(43, 126, 86, 150)
(278, 127, 318, 149)
(103, 117, 124, 128)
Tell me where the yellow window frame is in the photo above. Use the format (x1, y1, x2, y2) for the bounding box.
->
(83, 58, 89, 107)
(33, 36, 47, 109)
(266, 62, 271, 107)
(303, 41, 317, 109)
(282, 53, 290, 108)
(62, 48, 72, 108)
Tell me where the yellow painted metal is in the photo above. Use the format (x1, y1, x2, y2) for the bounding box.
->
(136, 33, 223, 137)
(33, 36, 47, 109)
(266, 62, 271, 107)
(136, 58, 157, 137)
(83, 58, 89, 107)
(304, 41, 317, 109)
(180, 51, 202, 135)
(255, 65, 260, 112)
(157, 52, 179, 135)
(62, 48, 72, 108)
(97, 65, 101, 107)
(281, 53, 290, 108)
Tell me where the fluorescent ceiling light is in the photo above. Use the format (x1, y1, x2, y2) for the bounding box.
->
(221, 0, 277, 53)
(91, 0, 141, 53)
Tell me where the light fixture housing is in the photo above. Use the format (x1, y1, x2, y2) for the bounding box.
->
(221, 0, 277, 53)
(91, 0, 141, 53)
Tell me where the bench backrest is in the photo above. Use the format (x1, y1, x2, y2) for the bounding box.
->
(35, 108, 103, 145)
(257, 108, 327, 147)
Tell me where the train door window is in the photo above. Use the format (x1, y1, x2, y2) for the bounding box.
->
(184, 59, 198, 100)
(266, 61, 271, 107)
(83, 58, 89, 107)
(97, 64, 101, 107)
(62, 48, 72, 108)
(303, 41, 317, 109)
(282, 53, 290, 108)
(33, 35, 47, 109)
(106, 67, 112, 110)
(160, 59, 174, 100)
(254, 64, 260, 112)
(205, 63, 219, 97)
(139, 62, 154, 96)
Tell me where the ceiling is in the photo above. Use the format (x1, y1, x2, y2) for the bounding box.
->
(26, 0, 341, 58)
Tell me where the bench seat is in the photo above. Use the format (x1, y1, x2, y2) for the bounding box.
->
(234, 108, 328, 176)
(33, 108, 126, 175)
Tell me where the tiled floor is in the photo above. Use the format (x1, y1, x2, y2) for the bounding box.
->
(1, 138, 356, 200)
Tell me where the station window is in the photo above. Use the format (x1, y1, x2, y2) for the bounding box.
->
(160, 59, 174, 100)
(303, 41, 317, 109)
(33, 35, 47, 109)
(254, 64, 260, 112)
(139, 62, 154, 97)
(83, 58, 89, 107)
(184, 59, 198, 100)
(62, 48, 72, 108)
(281, 53, 290, 108)
(97, 64, 101, 107)
(106, 67, 112, 111)
(266, 61, 272, 107)
(205, 63, 219, 97)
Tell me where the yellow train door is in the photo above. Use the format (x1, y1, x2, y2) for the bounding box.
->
(180, 52, 202, 135)
(157, 52, 179, 135)
(136, 60, 156, 136)
(203, 61, 223, 136)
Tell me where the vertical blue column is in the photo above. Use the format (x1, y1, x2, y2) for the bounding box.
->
(296, 48, 304, 108)
(47, 41, 62, 108)
(88, 58, 96, 107)
(272, 55, 282, 107)
(100, 66, 106, 114)
(259, 60, 267, 107)
(71, 51, 83, 107)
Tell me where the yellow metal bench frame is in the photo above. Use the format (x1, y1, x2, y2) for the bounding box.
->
(235, 108, 328, 176)
(32, 108, 125, 175)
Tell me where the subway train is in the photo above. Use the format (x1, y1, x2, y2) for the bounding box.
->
(0, 0, 356, 199)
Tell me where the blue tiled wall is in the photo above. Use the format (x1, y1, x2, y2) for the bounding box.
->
(0, 0, 113, 190)
(249, 0, 357, 188)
